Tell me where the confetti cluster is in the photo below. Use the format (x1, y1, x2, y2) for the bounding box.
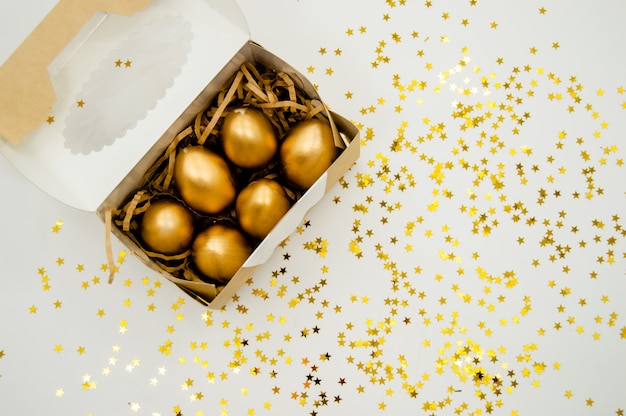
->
(1, 0, 625, 415)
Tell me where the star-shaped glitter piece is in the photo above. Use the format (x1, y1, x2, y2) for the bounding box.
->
(51, 220, 63, 233)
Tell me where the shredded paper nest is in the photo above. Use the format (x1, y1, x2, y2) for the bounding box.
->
(108, 62, 332, 286)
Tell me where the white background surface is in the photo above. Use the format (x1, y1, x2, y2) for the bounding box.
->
(1, 1, 625, 415)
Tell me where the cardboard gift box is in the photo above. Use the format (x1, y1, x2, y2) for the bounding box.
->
(0, 0, 360, 308)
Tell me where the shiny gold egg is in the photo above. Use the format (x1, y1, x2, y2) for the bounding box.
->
(221, 107, 278, 169)
(236, 179, 292, 239)
(192, 224, 253, 283)
(140, 199, 194, 255)
(279, 118, 337, 189)
(174, 146, 236, 215)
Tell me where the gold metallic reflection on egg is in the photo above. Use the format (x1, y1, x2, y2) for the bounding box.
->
(222, 107, 278, 169)
(279, 118, 337, 189)
(174, 146, 236, 215)
(236, 179, 291, 239)
(192, 224, 252, 283)
(140, 199, 194, 255)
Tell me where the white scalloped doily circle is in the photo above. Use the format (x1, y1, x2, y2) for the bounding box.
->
(63, 15, 193, 154)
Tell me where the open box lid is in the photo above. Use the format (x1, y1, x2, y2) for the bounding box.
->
(0, 0, 250, 211)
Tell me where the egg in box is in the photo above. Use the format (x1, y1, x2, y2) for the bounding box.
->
(0, 0, 360, 308)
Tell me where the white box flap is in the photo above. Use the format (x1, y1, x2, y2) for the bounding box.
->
(0, 0, 249, 211)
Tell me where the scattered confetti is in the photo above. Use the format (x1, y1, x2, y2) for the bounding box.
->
(1, 1, 624, 415)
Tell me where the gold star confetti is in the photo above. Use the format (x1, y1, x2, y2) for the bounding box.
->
(1, 3, 624, 416)
(51, 220, 63, 233)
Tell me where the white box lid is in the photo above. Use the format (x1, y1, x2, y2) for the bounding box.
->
(0, 0, 250, 211)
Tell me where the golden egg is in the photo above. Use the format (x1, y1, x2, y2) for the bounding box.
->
(192, 224, 253, 283)
(279, 118, 337, 189)
(140, 199, 194, 255)
(236, 179, 292, 239)
(221, 107, 278, 169)
(174, 146, 236, 215)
